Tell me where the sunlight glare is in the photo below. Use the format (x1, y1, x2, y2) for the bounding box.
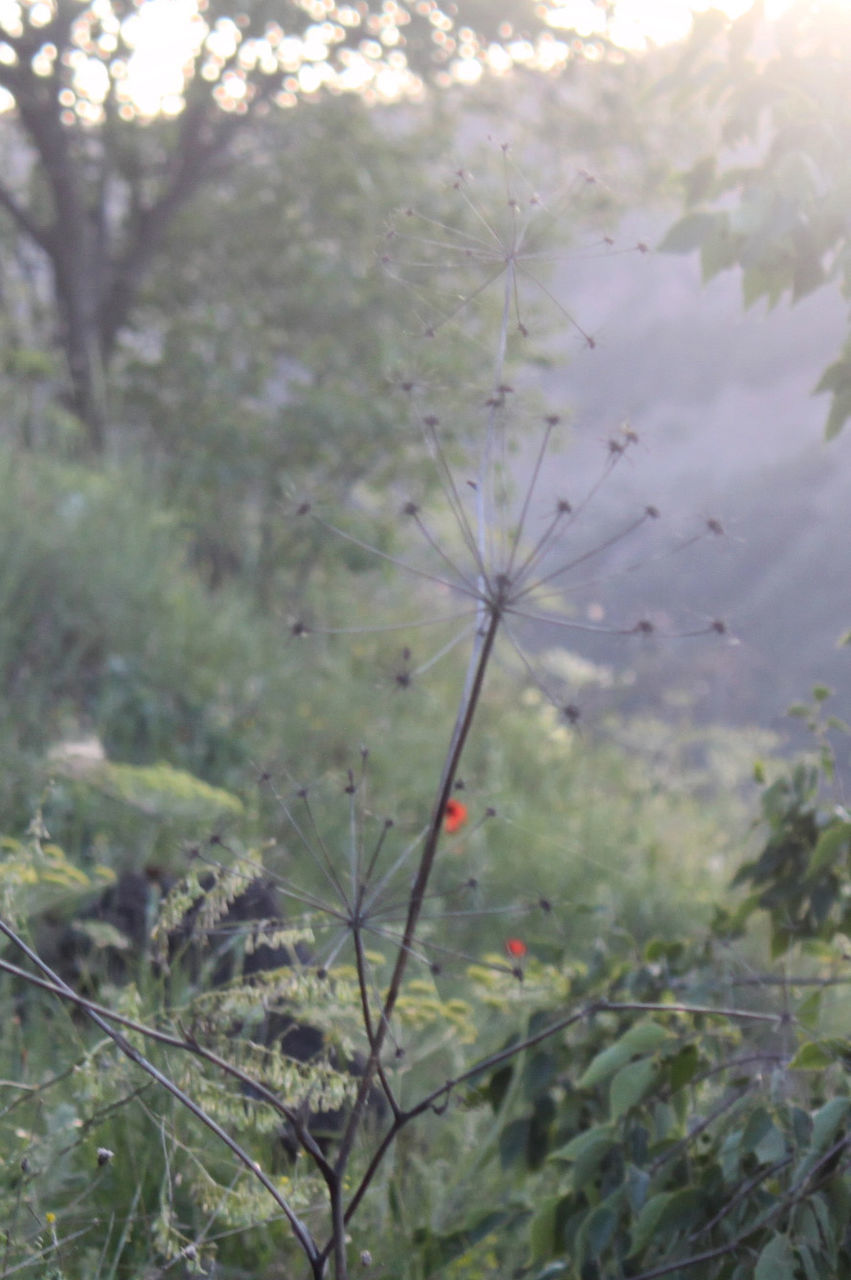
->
(0, 0, 843, 120)
(546, 0, 796, 49)
(120, 0, 207, 117)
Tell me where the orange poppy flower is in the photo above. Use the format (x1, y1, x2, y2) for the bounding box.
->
(443, 798, 468, 833)
(505, 938, 527, 959)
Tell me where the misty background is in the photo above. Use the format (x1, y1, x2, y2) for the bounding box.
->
(526, 210, 851, 735)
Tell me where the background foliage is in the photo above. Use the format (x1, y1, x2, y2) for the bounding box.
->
(1, 2, 851, 1278)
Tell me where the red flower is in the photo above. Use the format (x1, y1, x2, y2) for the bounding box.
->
(443, 798, 468, 834)
(505, 938, 527, 959)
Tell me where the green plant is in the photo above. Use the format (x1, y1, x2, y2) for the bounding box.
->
(661, 1, 851, 440)
(3, 142, 848, 1280)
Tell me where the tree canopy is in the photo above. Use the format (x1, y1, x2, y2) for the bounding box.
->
(0, 0, 583, 447)
(661, 0, 851, 438)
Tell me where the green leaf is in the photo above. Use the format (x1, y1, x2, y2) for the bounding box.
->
(550, 1123, 613, 1163)
(610, 1057, 658, 1120)
(524, 1051, 557, 1101)
(581, 1202, 619, 1260)
(796, 1241, 823, 1280)
(529, 1196, 560, 1261)
(624, 1163, 650, 1213)
(791, 1106, 814, 1147)
(807, 823, 851, 877)
(824, 390, 851, 441)
(808, 1195, 837, 1258)
(499, 1117, 530, 1169)
(658, 211, 720, 254)
(578, 1022, 671, 1088)
(742, 263, 784, 309)
(793, 1198, 835, 1261)
(821, 1036, 851, 1065)
(755, 1234, 796, 1280)
(629, 1187, 708, 1258)
(644, 938, 684, 963)
(814, 355, 851, 397)
(741, 1107, 773, 1152)
(812, 1097, 851, 1150)
(792, 248, 825, 303)
(716, 890, 762, 933)
(628, 1191, 675, 1256)
(789, 1041, 834, 1071)
(701, 219, 738, 280)
(825, 1174, 851, 1236)
(669, 1043, 699, 1092)
(796, 989, 823, 1032)
(683, 156, 717, 204)
(755, 1123, 787, 1165)
(480, 1062, 513, 1110)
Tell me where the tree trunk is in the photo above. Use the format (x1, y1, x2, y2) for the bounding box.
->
(0, 16, 251, 454)
(53, 250, 109, 454)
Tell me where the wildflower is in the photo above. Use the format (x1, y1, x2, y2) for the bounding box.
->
(443, 798, 468, 833)
(505, 938, 527, 959)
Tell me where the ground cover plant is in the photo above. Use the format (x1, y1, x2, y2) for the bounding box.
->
(1, 108, 851, 1280)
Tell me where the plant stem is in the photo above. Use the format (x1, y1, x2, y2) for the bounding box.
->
(325, 601, 502, 1263)
(0, 917, 323, 1272)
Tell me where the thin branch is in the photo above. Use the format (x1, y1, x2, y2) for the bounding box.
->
(302, 608, 475, 636)
(0, 925, 323, 1270)
(410, 510, 481, 594)
(305, 511, 480, 599)
(512, 509, 652, 600)
(648, 1084, 753, 1176)
(330, 602, 502, 1188)
(417, 414, 486, 574)
(506, 478, 568, 585)
(0, 1228, 93, 1279)
(601, 1000, 786, 1027)
(351, 923, 400, 1120)
(627, 1132, 851, 1280)
(344, 1000, 604, 1226)
(0, 953, 336, 1183)
(692, 1155, 792, 1241)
